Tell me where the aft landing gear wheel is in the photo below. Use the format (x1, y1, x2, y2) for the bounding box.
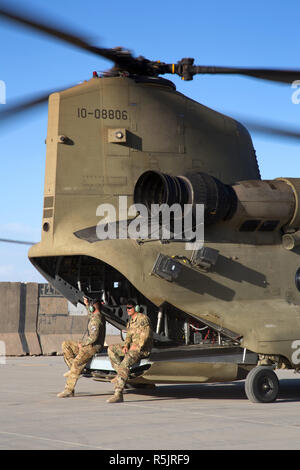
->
(245, 366, 279, 403)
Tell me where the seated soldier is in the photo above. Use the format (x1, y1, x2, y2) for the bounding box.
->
(107, 299, 153, 403)
(57, 297, 106, 398)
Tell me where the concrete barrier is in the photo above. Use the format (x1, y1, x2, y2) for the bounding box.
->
(37, 315, 121, 354)
(37, 313, 88, 355)
(36, 285, 88, 355)
(24, 283, 42, 355)
(39, 296, 69, 315)
(0, 283, 26, 355)
(105, 334, 122, 346)
(37, 295, 88, 354)
(37, 292, 120, 354)
(0, 282, 119, 355)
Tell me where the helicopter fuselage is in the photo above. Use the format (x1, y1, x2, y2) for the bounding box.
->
(28, 75, 300, 369)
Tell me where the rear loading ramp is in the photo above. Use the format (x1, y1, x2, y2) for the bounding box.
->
(84, 344, 257, 385)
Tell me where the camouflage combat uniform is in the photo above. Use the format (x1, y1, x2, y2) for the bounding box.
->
(108, 312, 153, 398)
(60, 309, 106, 395)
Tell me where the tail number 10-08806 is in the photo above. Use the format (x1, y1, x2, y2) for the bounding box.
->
(77, 108, 128, 120)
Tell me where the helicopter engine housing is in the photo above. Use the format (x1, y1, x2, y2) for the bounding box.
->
(134, 171, 300, 233)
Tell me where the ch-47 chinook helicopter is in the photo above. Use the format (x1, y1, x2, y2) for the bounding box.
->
(3, 5, 300, 403)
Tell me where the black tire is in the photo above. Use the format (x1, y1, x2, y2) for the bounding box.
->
(245, 366, 279, 403)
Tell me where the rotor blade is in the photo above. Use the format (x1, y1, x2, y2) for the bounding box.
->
(193, 66, 300, 85)
(2, 4, 300, 84)
(238, 118, 300, 141)
(0, 238, 35, 245)
(0, 91, 50, 121)
(0, 3, 117, 62)
(0, 85, 74, 122)
(168, 60, 300, 84)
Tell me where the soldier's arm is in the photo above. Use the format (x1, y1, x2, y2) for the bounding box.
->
(81, 316, 103, 346)
(124, 331, 133, 350)
(137, 325, 152, 349)
(130, 319, 152, 351)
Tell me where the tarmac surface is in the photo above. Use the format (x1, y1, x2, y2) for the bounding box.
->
(1, 356, 300, 450)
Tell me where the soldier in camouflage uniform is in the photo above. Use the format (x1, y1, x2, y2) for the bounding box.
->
(57, 297, 106, 398)
(107, 299, 153, 403)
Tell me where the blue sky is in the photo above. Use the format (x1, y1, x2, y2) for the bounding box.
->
(0, 0, 299, 282)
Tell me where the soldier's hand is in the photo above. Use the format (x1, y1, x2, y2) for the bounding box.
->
(78, 342, 82, 349)
(83, 297, 89, 306)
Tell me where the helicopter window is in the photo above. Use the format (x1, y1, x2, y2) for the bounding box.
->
(295, 268, 300, 292)
(239, 220, 261, 232)
(258, 220, 279, 232)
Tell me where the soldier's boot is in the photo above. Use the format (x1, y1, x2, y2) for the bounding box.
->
(57, 387, 74, 398)
(57, 372, 78, 398)
(106, 391, 124, 403)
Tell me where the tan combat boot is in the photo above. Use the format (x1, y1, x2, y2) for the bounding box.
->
(57, 388, 74, 398)
(106, 391, 124, 403)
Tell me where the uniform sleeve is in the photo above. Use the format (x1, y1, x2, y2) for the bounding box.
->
(124, 321, 132, 349)
(81, 315, 103, 346)
(131, 314, 152, 350)
(132, 318, 152, 351)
